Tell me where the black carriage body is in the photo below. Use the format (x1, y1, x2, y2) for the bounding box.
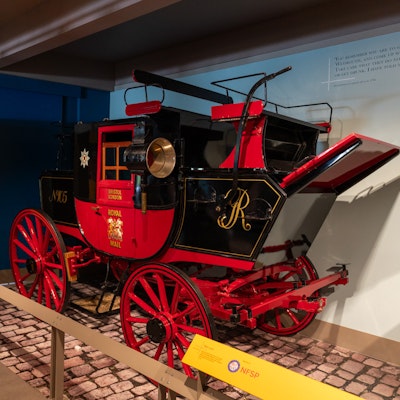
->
(40, 170, 77, 226)
(43, 100, 328, 260)
(39, 98, 399, 267)
(173, 172, 286, 259)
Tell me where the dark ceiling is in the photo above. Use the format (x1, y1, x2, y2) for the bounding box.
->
(1, 0, 400, 91)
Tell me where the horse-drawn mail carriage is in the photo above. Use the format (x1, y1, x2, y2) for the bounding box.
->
(9, 67, 399, 377)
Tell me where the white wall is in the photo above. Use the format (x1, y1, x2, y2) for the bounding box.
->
(110, 31, 400, 342)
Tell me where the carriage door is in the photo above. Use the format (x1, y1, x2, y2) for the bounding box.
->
(94, 124, 135, 256)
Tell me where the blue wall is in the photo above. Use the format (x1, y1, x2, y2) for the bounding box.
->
(0, 74, 110, 270)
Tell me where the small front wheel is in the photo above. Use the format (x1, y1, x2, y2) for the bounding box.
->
(9, 208, 70, 312)
(257, 256, 319, 336)
(120, 263, 216, 378)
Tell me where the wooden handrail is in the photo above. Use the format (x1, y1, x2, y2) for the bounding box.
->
(0, 285, 231, 400)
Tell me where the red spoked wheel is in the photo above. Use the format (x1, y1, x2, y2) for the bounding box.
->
(120, 263, 217, 378)
(9, 209, 70, 312)
(257, 256, 319, 336)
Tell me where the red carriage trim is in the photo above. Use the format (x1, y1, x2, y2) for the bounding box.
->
(211, 100, 264, 121)
(125, 100, 161, 116)
(315, 121, 332, 133)
(280, 133, 400, 195)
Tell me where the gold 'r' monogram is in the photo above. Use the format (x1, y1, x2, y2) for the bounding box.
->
(217, 188, 251, 231)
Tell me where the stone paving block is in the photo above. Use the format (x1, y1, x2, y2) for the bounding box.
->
(63, 375, 87, 389)
(337, 368, 355, 381)
(21, 336, 45, 346)
(373, 383, 395, 397)
(110, 380, 134, 393)
(70, 363, 95, 377)
(268, 338, 285, 348)
(29, 377, 47, 388)
(15, 326, 36, 335)
(382, 364, 400, 375)
(357, 373, 376, 385)
(298, 359, 318, 371)
(324, 374, 346, 388)
(341, 359, 365, 374)
(91, 367, 112, 378)
(308, 345, 327, 357)
(95, 372, 119, 387)
(367, 367, 385, 378)
(247, 349, 263, 358)
(381, 373, 400, 387)
(32, 364, 50, 378)
(332, 346, 352, 356)
(316, 340, 333, 350)
(116, 367, 140, 380)
(67, 379, 97, 397)
(278, 355, 298, 367)
(0, 323, 19, 333)
(1, 357, 19, 367)
(39, 354, 52, 364)
(346, 381, 368, 395)
(132, 374, 150, 384)
(131, 383, 157, 396)
(64, 355, 85, 369)
(326, 354, 343, 364)
(307, 369, 327, 381)
(91, 356, 117, 369)
(318, 362, 337, 373)
(352, 353, 367, 362)
(18, 369, 34, 380)
(308, 354, 325, 364)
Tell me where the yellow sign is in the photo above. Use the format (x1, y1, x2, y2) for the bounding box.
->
(182, 335, 361, 400)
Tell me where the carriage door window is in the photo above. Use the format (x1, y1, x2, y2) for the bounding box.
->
(102, 141, 131, 181)
(97, 125, 134, 208)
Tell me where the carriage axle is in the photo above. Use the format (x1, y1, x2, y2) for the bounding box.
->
(196, 263, 348, 329)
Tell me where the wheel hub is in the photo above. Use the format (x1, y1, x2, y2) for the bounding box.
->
(146, 315, 173, 343)
(26, 258, 38, 274)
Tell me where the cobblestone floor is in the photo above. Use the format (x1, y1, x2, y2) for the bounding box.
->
(0, 283, 399, 400)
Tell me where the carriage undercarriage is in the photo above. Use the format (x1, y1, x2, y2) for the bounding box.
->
(9, 206, 349, 376)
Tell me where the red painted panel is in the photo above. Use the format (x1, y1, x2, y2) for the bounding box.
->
(219, 116, 267, 169)
(125, 100, 161, 116)
(211, 100, 264, 120)
(75, 198, 175, 259)
(97, 180, 134, 208)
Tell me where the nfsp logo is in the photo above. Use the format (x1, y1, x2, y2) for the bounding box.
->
(227, 360, 260, 379)
(239, 366, 260, 379)
(217, 188, 251, 231)
(49, 190, 68, 204)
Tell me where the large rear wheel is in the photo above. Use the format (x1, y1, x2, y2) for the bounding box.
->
(120, 263, 216, 378)
(9, 208, 70, 312)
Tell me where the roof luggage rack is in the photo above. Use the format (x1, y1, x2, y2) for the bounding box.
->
(211, 70, 332, 133)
